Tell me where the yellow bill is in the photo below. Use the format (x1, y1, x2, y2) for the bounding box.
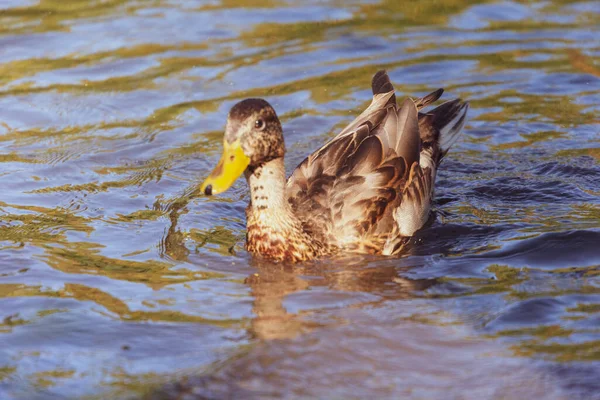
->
(201, 139, 250, 195)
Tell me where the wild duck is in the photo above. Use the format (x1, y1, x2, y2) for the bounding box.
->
(201, 70, 468, 262)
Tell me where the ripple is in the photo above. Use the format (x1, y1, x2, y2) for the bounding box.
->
(470, 176, 592, 203)
(487, 297, 568, 330)
(483, 230, 600, 269)
(1, 0, 599, 398)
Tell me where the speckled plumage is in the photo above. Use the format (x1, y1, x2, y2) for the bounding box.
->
(243, 158, 332, 262)
(211, 70, 468, 262)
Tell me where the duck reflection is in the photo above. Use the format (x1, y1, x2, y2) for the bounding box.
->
(244, 257, 438, 340)
(244, 261, 311, 340)
(161, 196, 438, 340)
(157, 191, 196, 262)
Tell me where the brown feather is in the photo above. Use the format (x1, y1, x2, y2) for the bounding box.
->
(414, 88, 444, 110)
(418, 98, 469, 163)
(394, 98, 420, 169)
(268, 70, 467, 260)
(286, 95, 414, 249)
(371, 69, 396, 105)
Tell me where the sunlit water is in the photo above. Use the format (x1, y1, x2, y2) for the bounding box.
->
(0, 1, 599, 399)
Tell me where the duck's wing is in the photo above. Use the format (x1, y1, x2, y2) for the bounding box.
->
(286, 70, 422, 251)
(384, 89, 469, 254)
(387, 88, 468, 240)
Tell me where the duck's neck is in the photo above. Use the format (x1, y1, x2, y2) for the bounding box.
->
(244, 157, 323, 262)
(245, 157, 291, 218)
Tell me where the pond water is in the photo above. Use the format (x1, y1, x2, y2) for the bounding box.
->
(0, 0, 599, 399)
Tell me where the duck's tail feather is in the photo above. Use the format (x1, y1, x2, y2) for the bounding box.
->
(414, 88, 444, 110)
(419, 99, 468, 164)
(436, 100, 469, 156)
(371, 70, 396, 104)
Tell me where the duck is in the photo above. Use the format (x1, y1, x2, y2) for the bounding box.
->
(200, 70, 468, 262)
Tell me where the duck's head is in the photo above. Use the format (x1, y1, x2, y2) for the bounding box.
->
(201, 98, 285, 196)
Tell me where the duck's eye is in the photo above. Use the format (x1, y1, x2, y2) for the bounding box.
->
(254, 119, 265, 130)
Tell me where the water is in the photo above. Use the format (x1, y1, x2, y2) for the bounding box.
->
(0, 0, 599, 399)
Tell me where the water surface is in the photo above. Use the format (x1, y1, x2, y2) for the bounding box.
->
(0, 0, 599, 399)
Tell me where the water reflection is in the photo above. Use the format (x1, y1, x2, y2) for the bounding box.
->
(245, 260, 439, 340)
(1, 0, 599, 398)
(161, 199, 437, 340)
